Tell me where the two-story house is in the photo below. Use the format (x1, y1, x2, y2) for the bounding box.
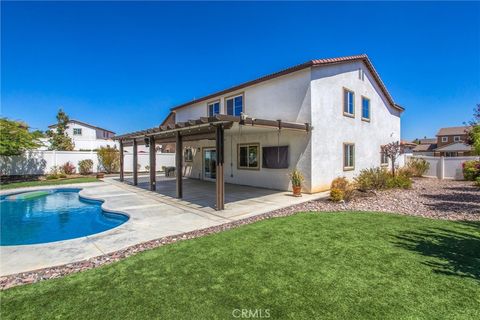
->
(434, 126, 473, 157)
(115, 54, 403, 208)
(47, 119, 118, 151)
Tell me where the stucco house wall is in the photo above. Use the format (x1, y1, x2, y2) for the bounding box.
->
(171, 58, 401, 193)
(310, 61, 401, 191)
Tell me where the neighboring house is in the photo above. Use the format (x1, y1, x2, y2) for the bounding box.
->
(434, 126, 472, 157)
(115, 54, 404, 194)
(412, 138, 437, 156)
(412, 126, 473, 157)
(46, 119, 118, 151)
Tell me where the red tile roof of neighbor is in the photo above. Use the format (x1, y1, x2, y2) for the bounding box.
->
(170, 54, 404, 113)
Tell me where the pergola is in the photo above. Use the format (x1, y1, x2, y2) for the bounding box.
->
(113, 114, 311, 210)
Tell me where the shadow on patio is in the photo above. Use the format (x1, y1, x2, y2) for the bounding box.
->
(118, 175, 287, 209)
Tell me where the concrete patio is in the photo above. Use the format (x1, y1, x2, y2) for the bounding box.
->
(1, 177, 326, 276)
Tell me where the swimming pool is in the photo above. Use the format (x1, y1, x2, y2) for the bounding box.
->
(0, 188, 128, 246)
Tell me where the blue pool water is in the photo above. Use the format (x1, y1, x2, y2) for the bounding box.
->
(0, 188, 128, 246)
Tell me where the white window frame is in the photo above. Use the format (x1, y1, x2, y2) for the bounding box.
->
(343, 143, 355, 170)
(73, 128, 82, 136)
(225, 93, 244, 117)
(207, 101, 220, 117)
(454, 136, 461, 142)
(361, 96, 370, 121)
(184, 148, 194, 162)
(380, 151, 388, 166)
(237, 143, 260, 170)
(441, 136, 448, 143)
(343, 88, 355, 117)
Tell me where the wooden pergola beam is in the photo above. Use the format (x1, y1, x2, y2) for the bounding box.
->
(149, 136, 156, 191)
(175, 131, 183, 198)
(119, 140, 124, 182)
(133, 139, 138, 186)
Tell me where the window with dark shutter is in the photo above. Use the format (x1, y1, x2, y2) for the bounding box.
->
(262, 146, 289, 169)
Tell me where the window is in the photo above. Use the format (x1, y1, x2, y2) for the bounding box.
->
(445, 152, 458, 157)
(226, 94, 243, 116)
(262, 146, 289, 169)
(343, 143, 355, 170)
(454, 136, 461, 142)
(441, 136, 448, 143)
(238, 143, 259, 169)
(343, 88, 355, 116)
(380, 151, 388, 166)
(208, 101, 220, 117)
(361, 97, 370, 120)
(73, 128, 82, 136)
(184, 148, 193, 162)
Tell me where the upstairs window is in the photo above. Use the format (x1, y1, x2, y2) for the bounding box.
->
(343, 88, 355, 116)
(226, 94, 243, 116)
(208, 101, 220, 117)
(343, 143, 355, 170)
(73, 128, 82, 136)
(454, 136, 461, 142)
(441, 136, 448, 143)
(238, 143, 259, 169)
(361, 96, 370, 120)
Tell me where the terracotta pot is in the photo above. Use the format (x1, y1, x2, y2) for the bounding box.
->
(96, 172, 105, 179)
(292, 185, 302, 197)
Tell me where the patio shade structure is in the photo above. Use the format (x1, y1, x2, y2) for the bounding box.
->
(113, 114, 311, 210)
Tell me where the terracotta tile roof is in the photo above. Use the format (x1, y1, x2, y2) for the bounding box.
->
(436, 126, 470, 136)
(170, 54, 404, 112)
(435, 142, 473, 152)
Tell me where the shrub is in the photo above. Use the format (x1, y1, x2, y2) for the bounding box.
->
(475, 176, 480, 187)
(330, 177, 355, 201)
(387, 172, 412, 189)
(60, 161, 76, 175)
(354, 167, 391, 191)
(97, 146, 120, 173)
(46, 174, 59, 180)
(404, 158, 430, 177)
(145, 165, 150, 171)
(462, 160, 480, 181)
(59, 173, 67, 178)
(330, 188, 344, 202)
(78, 159, 93, 175)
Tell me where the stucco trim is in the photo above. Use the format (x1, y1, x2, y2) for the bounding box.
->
(343, 142, 355, 171)
(237, 143, 261, 171)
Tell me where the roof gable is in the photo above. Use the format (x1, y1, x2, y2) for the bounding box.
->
(49, 119, 115, 134)
(436, 126, 470, 136)
(170, 54, 404, 113)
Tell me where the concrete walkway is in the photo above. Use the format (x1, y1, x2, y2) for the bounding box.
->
(1, 179, 326, 276)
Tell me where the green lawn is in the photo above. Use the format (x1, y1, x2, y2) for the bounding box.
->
(0, 177, 99, 190)
(1, 212, 479, 319)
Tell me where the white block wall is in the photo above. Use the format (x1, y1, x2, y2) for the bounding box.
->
(408, 155, 479, 180)
(0, 151, 175, 175)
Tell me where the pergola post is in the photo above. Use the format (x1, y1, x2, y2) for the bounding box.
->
(149, 136, 156, 191)
(133, 139, 138, 186)
(175, 132, 183, 198)
(215, 125, 225, 210)
(119, 140, 124, 182)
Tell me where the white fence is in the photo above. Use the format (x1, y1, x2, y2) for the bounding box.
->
(0, 151, 176, 175)
(408, 155, 479, 180)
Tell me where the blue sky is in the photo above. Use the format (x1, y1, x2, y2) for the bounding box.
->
(2, 1, 479, 140)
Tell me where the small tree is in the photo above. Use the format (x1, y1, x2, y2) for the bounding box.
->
(46, 109, 74, 151)
(465, 104, 480, 155)
(381, 141, 404, 176)
(0, 118, 43, 156)
(97, 146, 120, 173)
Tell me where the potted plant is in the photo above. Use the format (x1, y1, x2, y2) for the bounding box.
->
(96, 172, 105, 179)
(290, 169, 304, 197)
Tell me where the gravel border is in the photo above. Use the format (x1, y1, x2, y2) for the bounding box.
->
(1, 178, 478, 290)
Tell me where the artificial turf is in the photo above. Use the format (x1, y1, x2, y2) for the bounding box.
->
(1, 212, 479, 319)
